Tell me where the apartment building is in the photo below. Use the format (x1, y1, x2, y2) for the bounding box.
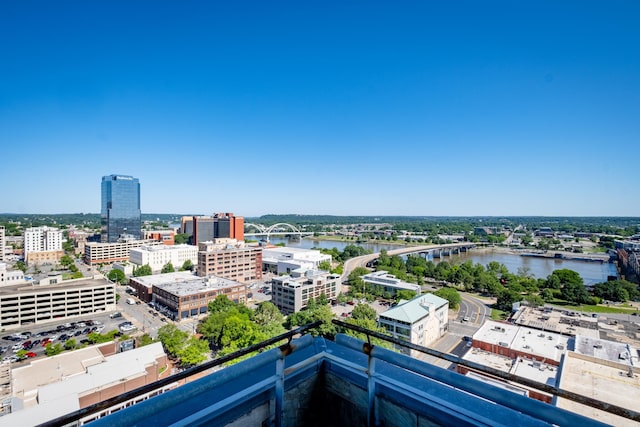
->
(84, 238, 162, 266)
(0, 225, 5, 262)
(23, 226, 64, 266)
(271, 269, 341, 314)
(129, 244, 198, 273)
(196, 239, 262, 283)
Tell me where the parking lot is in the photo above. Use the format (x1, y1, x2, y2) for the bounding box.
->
(0, 313, 132, 364)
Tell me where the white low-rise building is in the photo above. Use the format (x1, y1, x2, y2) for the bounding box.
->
(129, 244, 198, 273)
(378, 293, 449, 354)
(0, 263, 26, 286)
(262, 247, 331, 274)
(360, 271, 421, 297)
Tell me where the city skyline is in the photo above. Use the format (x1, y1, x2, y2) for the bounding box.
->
(1, 2, 639, 217)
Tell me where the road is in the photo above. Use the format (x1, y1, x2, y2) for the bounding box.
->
(457, 294, 492, 325)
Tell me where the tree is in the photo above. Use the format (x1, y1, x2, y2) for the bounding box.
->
(45, 342, 64, 356)
(161, 262, 175, 274)
(64, 339, 77, 350)
(177, 337, 210, 367)
(541, 288, 555, 302)
(133, 264, 152, 277)
(395, 290, 417, 301)
(547, 269, 592, 305)
(208, 295, 236, 314)
(524, 294, 544, 307)
(138, 334, 155, 347)
(60, 254, 74, 269)
(287, 304, 336, 337)
(561, 280, 592, 304)
(15, 261, 26, 273)
(174, 233, 190, 245)
(433, 287, 461, 309)
(181, 259, 194, 271)
(158, 324, 190, 358)
(351, 303, 377, 321)
(108, 269, 126, 284)
(254, 301, 284, 327)
(496, 289, 521, 312)
(592, 280, 639, 302)
(318, 260, 331, 271)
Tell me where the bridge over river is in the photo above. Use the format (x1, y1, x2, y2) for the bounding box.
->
(341, 242, 477, 283)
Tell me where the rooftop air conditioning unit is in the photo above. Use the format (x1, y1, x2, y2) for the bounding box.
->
(594, 344, 603, 349)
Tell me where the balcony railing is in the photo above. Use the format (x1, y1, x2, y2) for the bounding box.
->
(37, 319, 638, 427)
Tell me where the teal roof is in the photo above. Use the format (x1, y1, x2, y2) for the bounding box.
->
(380, 293, 448, 323)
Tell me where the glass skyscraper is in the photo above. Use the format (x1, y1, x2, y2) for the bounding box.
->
(101, 174, 141, 243)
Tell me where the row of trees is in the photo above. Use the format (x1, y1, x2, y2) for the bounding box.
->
(372, 250, 639, 311)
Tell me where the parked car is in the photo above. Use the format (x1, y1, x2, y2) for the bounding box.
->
(25, 352, 37, 358)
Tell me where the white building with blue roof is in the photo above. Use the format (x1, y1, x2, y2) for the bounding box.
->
(378, 293, 449, 354)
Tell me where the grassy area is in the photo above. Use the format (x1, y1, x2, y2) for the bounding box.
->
(547, 301, 639, 314)
(491, 308, 508, 320)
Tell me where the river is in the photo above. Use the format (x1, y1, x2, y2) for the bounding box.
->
(264, 237, 617, 285)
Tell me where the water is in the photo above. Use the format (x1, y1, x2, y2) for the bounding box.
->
(435, 250, 617, 286)
(266, 237, 617, 285)
(261, 237, 403, 253)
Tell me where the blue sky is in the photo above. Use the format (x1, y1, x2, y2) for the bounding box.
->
(1, 1, 638, 217)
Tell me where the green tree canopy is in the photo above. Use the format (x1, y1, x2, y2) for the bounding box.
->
(60, 254, 74, 269)
(181, 259, 194, 271)
(107, 269, 126, 284)
(592, 280, 639, 302)
(161, 262, 175, 274)
(133, 264, 152, 277)
(395, 290, 417, 301)
(174, 233, 190, 244)
(254, 301, 284, 327)
(351, 303, 378, 321)
(318, 260, 331, 271)
(158, 324, 190, 357)
(433, 287, 461, 309)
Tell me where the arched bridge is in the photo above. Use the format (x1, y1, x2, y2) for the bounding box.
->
(245, 223, 313, 242)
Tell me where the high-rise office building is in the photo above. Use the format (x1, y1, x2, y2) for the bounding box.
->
(181, 212, 244, 245)
(101, 174, 141, 243)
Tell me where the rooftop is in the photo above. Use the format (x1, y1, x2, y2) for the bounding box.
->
(573, 334, 640, 362)
(556, 351, 640, 426)
(3, 343, 166, 426)
(463, 348, 558, 386)
(154, 276, 244, 297)
(128, 271, 196, 288)
(473, 320, 520, 347)
(0, 277, 112, 296)
(378, 293, 448, 323)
